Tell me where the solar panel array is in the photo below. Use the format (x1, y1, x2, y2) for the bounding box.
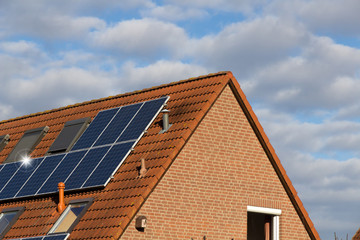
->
(9, 233, 69, 240)
(0, 96, 168, 201)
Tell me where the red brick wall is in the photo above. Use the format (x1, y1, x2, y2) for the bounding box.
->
(121, 85, 311, 239)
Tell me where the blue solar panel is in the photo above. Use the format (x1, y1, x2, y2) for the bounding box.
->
(0, 163, 20, 193)
(65, 146, 110, 190)
(9, 233, 69, 240)
(44, 234, 69, 240)
(93, 103, 142, 147)
(0, 96, 168, 201)
(16, 154, 65, 198)
(71, 108, 118, 151)
(0, 158, 44, 200)
(37, 150, 87, 195)
(117, 97, 167, 142)
(83, 141, 136, 187)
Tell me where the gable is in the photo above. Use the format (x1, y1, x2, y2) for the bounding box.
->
(121, 84, 314, 239)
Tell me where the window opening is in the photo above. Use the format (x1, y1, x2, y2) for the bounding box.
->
(49, 199, 92, 234)
(48, 117, 91, 154)
(0, 207, 24, 238)
(4, 126, 49, 163)
(0, 134, 10, 152)
(247, 206, 280, 240)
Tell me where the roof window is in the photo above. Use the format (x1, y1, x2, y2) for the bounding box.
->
(0, 207, 24, 238)
(49, 199, 92, 234)
(48, 117, 90, 154)
(0, 134, 10, 152)
(4, 126, 49, 163)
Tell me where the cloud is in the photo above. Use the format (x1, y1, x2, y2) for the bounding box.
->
(240, 36, 360, 114)
(266, 0, 360, 36)
(257, 108, 360, 159)
(0, 103, 17, 122)
(1, 15, 105, 40)
(119, 60, 209, 91)
(278, 151, 360, 238)
(90, 18, 188, 60)
(6, 67, 117, 114)
(141, 5, 208, 21)
(187, 16, 309, 76)
(166, 0, 268, 13)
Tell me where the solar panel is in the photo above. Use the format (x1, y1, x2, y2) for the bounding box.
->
(71, 108, 118, 151)
(64, 146, 110, 190)
(0, 96, 169, 201)
(117, 97, 168, 142)
(0, 158, 44, 200)
(0, 163, 20, 192)
(44, 234, 69, 240)
(37, 150, 87, 195)
(9, 233, 69, 240)
(16, 154, 65, 198)
(93, 103, 142, 147)
(83, 141, 135, 188)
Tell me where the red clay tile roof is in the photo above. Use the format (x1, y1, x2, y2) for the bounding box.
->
(353, 229, 360, 239)
(0, 71, 319, 239)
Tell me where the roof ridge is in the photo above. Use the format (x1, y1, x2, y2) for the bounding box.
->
(0, 71, 230, 125)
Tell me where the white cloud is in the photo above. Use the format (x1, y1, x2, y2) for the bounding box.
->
(266, 0, 360, 36)
(258, 110, 360, 157)
(278, 151, 360, 238)
(119, 60, 209, 91)
(6, 68, 117, 114)
(141, 5, 208, 21)
(2, 15, 105, 40)
(188, 16, 309, 76)
(166, 0, 268, 13)
(240, 36, 360, 113)
(0, 103, 17, 122)
(91, 18, 188, 59)
(0, 41, 42, 56)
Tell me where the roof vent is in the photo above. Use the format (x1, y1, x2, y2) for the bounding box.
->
(57, 182, 66, 214)
(0, 134, 10, 152)
(138, 158, 147, 177)
(159, 108, 171, 133)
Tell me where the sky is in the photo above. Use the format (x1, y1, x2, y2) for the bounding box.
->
(0, 0, 359, 239)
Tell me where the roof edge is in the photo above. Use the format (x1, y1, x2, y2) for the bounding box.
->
(226, 72, 321, 240)
(0, 71, 231, 125)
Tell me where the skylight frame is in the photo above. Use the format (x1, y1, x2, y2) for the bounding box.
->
(4, 126, 49, 164)
(47, 117, 91, 154)
(0, 206, 25, 239)
(48, 198, 93, 235)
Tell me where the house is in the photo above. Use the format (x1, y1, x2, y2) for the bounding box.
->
(0, 71, 319, 240)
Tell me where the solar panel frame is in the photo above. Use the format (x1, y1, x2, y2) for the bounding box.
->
(82, 96, 169, 188)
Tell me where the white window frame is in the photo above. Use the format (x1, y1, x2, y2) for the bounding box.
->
(247, 206, 281, 240)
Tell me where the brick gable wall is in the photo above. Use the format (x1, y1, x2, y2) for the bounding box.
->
(120, 85, 311, 239)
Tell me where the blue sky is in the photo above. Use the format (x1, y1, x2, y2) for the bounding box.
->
(1, 0, 360, 238)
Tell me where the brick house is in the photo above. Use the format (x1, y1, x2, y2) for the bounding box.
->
(0, 71, 319, 240)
